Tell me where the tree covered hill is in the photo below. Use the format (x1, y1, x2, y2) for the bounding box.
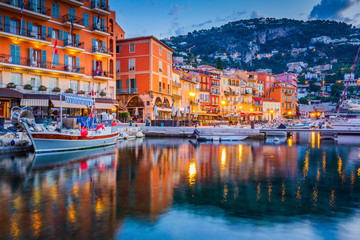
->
(164, 18, 360, 74)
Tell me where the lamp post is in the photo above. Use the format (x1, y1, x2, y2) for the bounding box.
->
(221, 100, 226, 120)
(189, 91, 196, 124)
(321, 73, 335, 96)
(270, 109, 274, 121)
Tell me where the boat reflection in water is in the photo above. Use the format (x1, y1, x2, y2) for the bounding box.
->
(1, 136, 360, 239)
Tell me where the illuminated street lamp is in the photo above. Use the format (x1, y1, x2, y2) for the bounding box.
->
(189, 91, 196, 124)
(221, 100, 226, 120)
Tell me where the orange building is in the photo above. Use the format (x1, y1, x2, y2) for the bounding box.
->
(0, 0, 121, 118)
(269, 82, 297, 117)
(257, 73, 275, 98)
(116, 36, 173, 121)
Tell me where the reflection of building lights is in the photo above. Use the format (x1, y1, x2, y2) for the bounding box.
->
(303, 150, 309, 178)
(312, 185, 318, 206)
(337, 156, 342, 177)
(322, 152, 326, 174)
(330, 189, 336, 208)
(238, 144, 243, 161)
(288, 137, 292, 147)
(311, 132, 315, 149)
(257, 183, 261, 201)
(281, 182, 286, 202)
(317, 132, 321, 149)
(188, 162, 197, 186)
(221, 147, 226, 169)
(268, 183, 272, 202)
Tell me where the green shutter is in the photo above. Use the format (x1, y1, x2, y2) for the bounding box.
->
(48, 27, 52, 37)
(59, 30, 63, 40)
(21, 20, 26, 36)
(4, 16, 10, 32)
(76, 56, 80, 69)
(41, 50, 46, 68)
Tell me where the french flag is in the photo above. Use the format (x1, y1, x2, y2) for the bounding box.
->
(54, 39, 58, 55)
(96, 11, 100, 29)
(20, 2, 24, 19)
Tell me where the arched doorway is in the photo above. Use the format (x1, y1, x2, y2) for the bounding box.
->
(127, 96, 145, 122)
(155, 97, 162, 106)
(163, 98, 170, 107)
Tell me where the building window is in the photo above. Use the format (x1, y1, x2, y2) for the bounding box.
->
(129, 43, 135, 53)
(49, 77, 57, 90)
(11, 73, 22, 86)
(159, 46, 162, 56)
(30, 76, 41, 88)
(83, 13, 89, 27)
(70, 80, 79, 92)
(83, 82, 90, 93)
(116, 61, 120, 72)
(159, 61, 163, 72)
(159, 82, 162, 92)
(129, 59, 135, 71)
(116, 44, 121, 53)
(52, 3, 59, 19)
(167, 65, 170, 76)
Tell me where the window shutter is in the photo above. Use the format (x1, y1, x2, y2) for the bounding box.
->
(27, 22, 32, 36)
(64, 31, 68, 41)
(126, 79, 129, 93)
(76, 56, 80, 69)
(75, 34, 79, 44)
(64, 54, 68, 66)
(55, 53, 59, 65)
(42, 50, 46, 67)
(21, 20, 26, 36)
(102, 40, 106, 52)
(41, 25, 46, 39)
(29, 47, 33, 65)
(59, 30, 63, 40)
(93, 60, 96, 74)
(83, 13, 88, 27)
(15, 45, 20, 64)
(4, 16, 10, 32)
(69, 8, 75, 18)
(40, 0, 45, 12)
(0, 14, 2, 26)
(101, 18, 105, 29)
(93, 16, 96, 29)
(48, 27, 52, 37)
(92, 38, 96, 52)
(134, 78, 137, 90)
(10, 44, 15, 59)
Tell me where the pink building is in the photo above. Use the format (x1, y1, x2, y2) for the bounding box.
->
(276, 73, 298, 87)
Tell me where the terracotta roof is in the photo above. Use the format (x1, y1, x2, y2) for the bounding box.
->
(116, 35, 174, 52)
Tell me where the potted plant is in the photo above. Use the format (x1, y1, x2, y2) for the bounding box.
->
(52, 87, 61, 93)
(100, 91, 106, 97)
(38, 85, 47, 91)
(6, 82, 16, 89)
(77, 90, 85, 95)
(65, 88, 73, 93)
(24, 84, 33, 90)
(118, 111, 130, 123)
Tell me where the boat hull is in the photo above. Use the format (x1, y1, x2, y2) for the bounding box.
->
(31, 133, 118, 153)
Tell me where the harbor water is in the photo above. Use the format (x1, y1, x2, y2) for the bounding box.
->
(1, 133, 360, 239)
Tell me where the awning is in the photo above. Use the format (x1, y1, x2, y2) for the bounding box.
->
(0, 88, 23, 99)
(21, 99, 48, 107)
(95, 102, 116, 109)
(158, 108, 172, 112)
(63, 93, 94, 106)
(51, 100, 88, 109)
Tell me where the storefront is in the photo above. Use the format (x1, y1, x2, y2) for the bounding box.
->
(0, 88, 23, 119)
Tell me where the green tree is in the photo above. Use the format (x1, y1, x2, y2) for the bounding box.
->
(298, 97, 309, 104)
(216, 57, 224, 70)
(309, 82, 321, 93)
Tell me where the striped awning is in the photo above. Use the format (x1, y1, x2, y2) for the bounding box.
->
(95, 102, 116, 109)
(51, 100, 88, 109)
(20, 99, 48, 107)
(63, 93, 94, 106)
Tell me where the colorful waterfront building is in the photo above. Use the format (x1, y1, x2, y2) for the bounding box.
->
(221, 75, 241, 116)
(0, 0, 120, 119)
(178, 70, 197, 117)
(269, 82, 297, 117)
(171, 69, 181, 109)
(276, 73, 298, 87)
(257, 73, 275, 98)
(116, 36, 173, 121)
(262, 98, 281, 121)
(209, 69, 221, 115)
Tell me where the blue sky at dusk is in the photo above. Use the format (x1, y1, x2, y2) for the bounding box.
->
(110, 0, 360, 38)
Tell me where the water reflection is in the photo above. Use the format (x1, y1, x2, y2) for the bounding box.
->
(0, 137, 360, 239)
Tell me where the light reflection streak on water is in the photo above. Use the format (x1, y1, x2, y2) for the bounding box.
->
(221, 147, 226, 170)
(330, 189, 336, 208)
(311, 132, 316, 149)
(288, 137, 293, 147)
(312, 185, 318, 208)
(317, 132, 321, 149)
(281, 181, 286, 202)
(238, 144, 243, 162)
(256, 183, 261, 201)
(188, 162, 197, 186)
(322, 151, 326, 174)
(303, 150, 309, 178)
(268, 182, 272, 202)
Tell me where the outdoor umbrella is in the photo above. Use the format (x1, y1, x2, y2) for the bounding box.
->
(134, 107, 139, 116)
(194, 108, 198, 118)
(171, 104, 176, 117)
(183, 107, 187, 117)
(177, 108, 181, 117)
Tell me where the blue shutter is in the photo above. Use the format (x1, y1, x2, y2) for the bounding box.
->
(40, 0, 45, 13)
(75, 34, 79, 44)
(126, 79, 129, 93)
(21, 20, 26, 36)
(41, 50, 46, 68)
(134, 79, 137, 91)
(55, 53, 59, 65)
(64, 54, 68, 65)
(102, 40, 106, 53)
(48, 27, 52, 37)
(59, 30, 63, 40)
(76, 56, 80, 69)
(83, 13, 87, 27)
(69, 8, 75, 19)
(41, 25, 46, 40)
(64, 31, 68, 42)
(93, 16, 96, 29)
(101, 18, 105, 29)
(93, 60, 96, 75)
(0, 14, 2, 27)
(10, 45, 15, 62)
(92, 38, 96, 52)
(27, 22, 32, 36)
(11, 45, 20, 64)
(29, 47, 33, 65)
(102, 0, 106, 8)
(4, 16, 10, 32)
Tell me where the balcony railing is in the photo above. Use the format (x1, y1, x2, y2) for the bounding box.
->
(224, 91, 237, 96)
(91, 0, 110, 11)
(25, 1, 51, 16)
(0, 23, 50, 42)
(284, 91, 293, 95)
(211, 82, 220, 86)
(199, 87, 210, 92)
(172, 81, 181, 88)
(211, 92, 220, 95)
(172, 93, 181, 99)
(64, 40, 85, 49)
(62, 14, 84, 26)
(93, 70, 113, 78)
(93, 46, 110, 54)
(92, 24, 109, 34)
(116, 88, 138, 94)
(0, 54, 85, 74)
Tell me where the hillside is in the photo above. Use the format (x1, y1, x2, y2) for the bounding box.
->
(164, 18, 360, 74)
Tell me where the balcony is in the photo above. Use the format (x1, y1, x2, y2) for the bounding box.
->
(211, 82, 220, 87)
(284, 91, 293, 95)
(91, 0, 110, 15)
(211, 92, 220, 96)
(0, 0, 51, 20)
(172, 81, 181, 88)
(61, 0, 84, 6)
(224, 91, 237, 96)
(172, 93, 182, 99)
(0, 54, 85, 76)
(199, 87, 210, 92)
(62, 15, 85, 30)
(93, 70, 113, 80)
(91, 24, 110, 36)
(116, 88, 138, 95)
(64, 40, 85, 52)
(0, 23, 51, 45)
(92, 46, 111, 58)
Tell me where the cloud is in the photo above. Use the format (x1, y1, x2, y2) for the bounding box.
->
(251, 11, 261, 19)
(168, 4, 188, 17)
(309, 0, 360, 21)
(215, 10, 246, 22)
(191, 20, 213, 28)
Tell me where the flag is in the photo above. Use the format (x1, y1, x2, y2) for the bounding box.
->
(96, 11, 100, 30)
(54, 39, 58, 55)
(95, 61, 100, 75)
(20, 2, 24, 20)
